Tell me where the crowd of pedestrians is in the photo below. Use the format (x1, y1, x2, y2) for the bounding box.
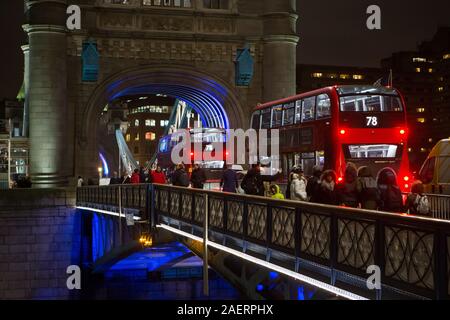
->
(264, 164, 430, 216)
(79, 162, 430, 216)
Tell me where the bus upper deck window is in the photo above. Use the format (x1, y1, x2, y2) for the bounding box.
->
(261, 109, 271, 129)
(317, 94, 331, 118)
(302, 97, 316, 122)
(295, 100, 302, 123)
(271, 105, 283, 127)
(283, 102, 295, 126)
(251, 111, 260, 129)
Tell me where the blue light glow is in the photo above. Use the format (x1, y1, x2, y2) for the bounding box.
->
(269, 271, 279, 280)
(99, 152, 109, 177)
(256, 284, 264, 292)
(109, 84, 230, 129)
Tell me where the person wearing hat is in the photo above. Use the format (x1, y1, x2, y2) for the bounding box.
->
(290, 167, 308, 201)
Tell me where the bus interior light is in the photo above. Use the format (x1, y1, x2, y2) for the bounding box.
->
(337, 177, 343, 183)
(339, 129, 346, 135)
(400, 129, 406, 135)
(403, 176, 410, 182)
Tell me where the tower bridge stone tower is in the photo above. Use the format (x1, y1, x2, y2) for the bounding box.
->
(23, 0, 298, 187)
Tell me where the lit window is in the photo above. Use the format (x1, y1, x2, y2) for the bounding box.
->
(415, 68, 421, 73)
(352, 75, 363, 80)
(135, 133, 140, 141)
(328, 74, 337, 79)
(413, 57, 427, 62)
(145, 119, 156, 127)
(126, 134, 131, 142)
(160, 120, 169, 127)
(339, 74, 350, 79)
(438, 87, 444, 92)
(155, 107, 163, 113)
(428, 68, 434, 73)
(134, 119, 140, 126)
(417, 118, 426, 123)
(311, 73, 323, 78)
(416, 108, 425, 113)
(145, 132, 156, 141)
(420, 148, 427, 153)
(443, 54, 450, 60)
(162, 106, 169, 113)
(139, 97, 147, 100)
(408, 148, 413, 152)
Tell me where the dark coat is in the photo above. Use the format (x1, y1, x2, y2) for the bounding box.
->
(172, 169, 190, 187)
(191, 168, 207, 189)
(336, 166, 359, 207)
(221, 169, 238, 193)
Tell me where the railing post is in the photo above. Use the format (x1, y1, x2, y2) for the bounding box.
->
(435, 229, 448, 299)
(330, 214, 338, 285)
(149, 184, 155, 228)
(203, 193, 209, 297)
(118, 185, 123, 246)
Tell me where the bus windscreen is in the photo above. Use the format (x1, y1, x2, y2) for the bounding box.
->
(340, 95, 403, 112)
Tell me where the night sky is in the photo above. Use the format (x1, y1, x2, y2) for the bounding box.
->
(1, 0, 449, 99)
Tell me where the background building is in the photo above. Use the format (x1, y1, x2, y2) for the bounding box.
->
(123, 94, 175, 166)
(382, 27, 450, 171)
(297, 64, 382, 93)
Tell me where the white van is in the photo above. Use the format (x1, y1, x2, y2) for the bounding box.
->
(418, 139, 450, 194)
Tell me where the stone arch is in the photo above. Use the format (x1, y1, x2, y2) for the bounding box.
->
(77, 64, 247, 177)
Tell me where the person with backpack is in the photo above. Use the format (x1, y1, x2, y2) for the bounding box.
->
(406, 180, 431, 216)
(356, 166, 380, 210)
(290, 170, 308, 201)
(317, 170, 339, 205)
(220, 165, 238, 193)
(190, 163, 207, 189)
(336, 164, 359, 208)
(171, 164, 190, 187)
(306, 165, 323, 202)
(241, 163, 280, 196)
(377, 168, 404, 213)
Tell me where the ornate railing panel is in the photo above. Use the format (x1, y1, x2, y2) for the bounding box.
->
(447, 237, 450, 296)
(209, 196, 224, 229)
(271, 207, 295, 250)
(194, 194, 205, 225)
(247, 203, 267, 242)
(181, 192, 193, 221)
(337, 219, 375, 271)
(226, 200, 244, 235)
(300, 212, 330, 260)
(384, 227, 435, 290)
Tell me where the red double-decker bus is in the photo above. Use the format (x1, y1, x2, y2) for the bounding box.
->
(251, 85, 412, 191)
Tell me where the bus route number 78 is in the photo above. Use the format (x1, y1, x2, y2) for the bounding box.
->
(366, 116, 378, 127)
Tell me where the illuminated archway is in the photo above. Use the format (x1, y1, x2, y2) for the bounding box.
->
(78, 64, 246, 177)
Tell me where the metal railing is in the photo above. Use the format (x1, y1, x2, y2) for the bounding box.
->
(77, 183, 450, 300)
(425, 194, 450, 220)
